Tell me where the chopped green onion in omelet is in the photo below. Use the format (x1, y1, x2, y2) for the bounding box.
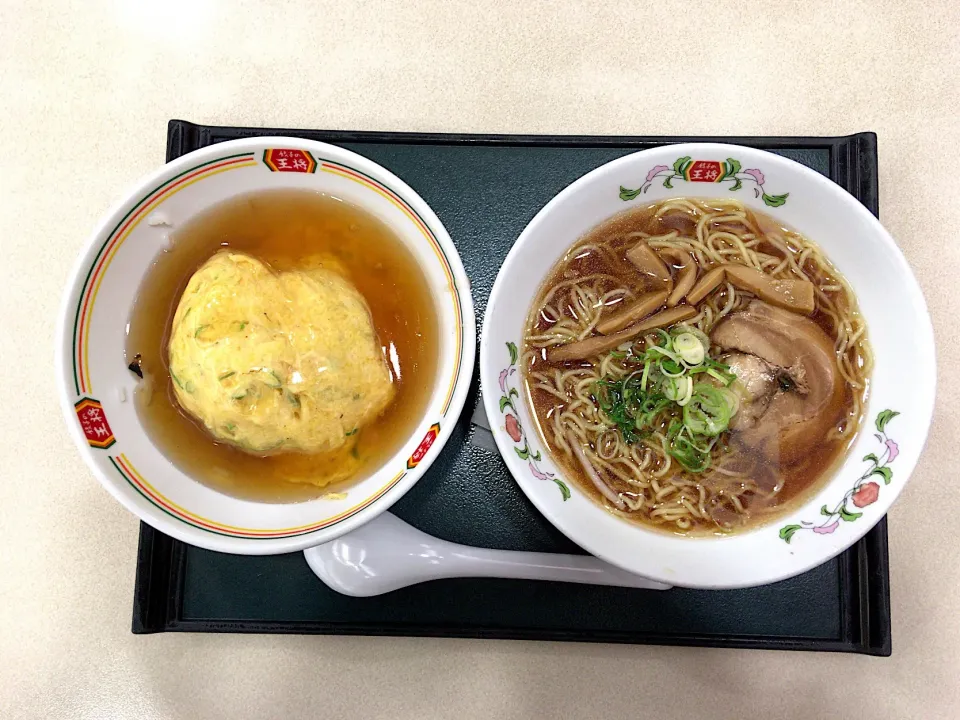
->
(167, 251, 395, 456)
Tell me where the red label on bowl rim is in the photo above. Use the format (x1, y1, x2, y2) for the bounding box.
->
(74, 397, 115, 450)
(683, 160, 724, 182)
(262, 148, 317, 173)
(407, 423, 441, 469)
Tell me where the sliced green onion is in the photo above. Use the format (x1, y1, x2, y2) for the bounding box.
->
(663, 378, 679, 401)
(683, 384, 736, 436)
(706, 367, 734, 385)
(673, 324, 710, 350)
(718, 387, 741, 416)
(673, 332, 705, 365)
(647, 345, 681, 363)
(705, 357, 734, 372)
(659, 358, 685, 377)
(675, 376, 694, 406)
(682, 429, 718, 455)
(596, 322, 742, 474)
(667, 435, 711, 473)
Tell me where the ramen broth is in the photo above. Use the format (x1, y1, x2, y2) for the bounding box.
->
(522, 198, 870, 534)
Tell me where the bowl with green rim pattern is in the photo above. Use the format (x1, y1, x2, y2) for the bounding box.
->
(481, 143, 934, 589)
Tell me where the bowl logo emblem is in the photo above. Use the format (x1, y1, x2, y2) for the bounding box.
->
(74, 397, 115, 450)
(262, 148, 317, 173)
(683, 160, 724, 182)
(407, 423, 441, 469)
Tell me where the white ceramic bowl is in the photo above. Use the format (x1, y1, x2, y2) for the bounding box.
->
(57, 137, 475, 555)
(481, 143, 935, 589)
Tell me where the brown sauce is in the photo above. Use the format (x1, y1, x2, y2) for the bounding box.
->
(126, 189, 438, 502)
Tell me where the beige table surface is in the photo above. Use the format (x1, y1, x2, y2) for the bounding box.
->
(2, 1, 959, 718)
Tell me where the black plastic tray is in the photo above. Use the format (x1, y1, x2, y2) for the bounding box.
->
(132, 121, 890, 655)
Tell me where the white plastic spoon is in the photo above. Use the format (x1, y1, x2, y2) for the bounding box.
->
(303, 512, 671, 596)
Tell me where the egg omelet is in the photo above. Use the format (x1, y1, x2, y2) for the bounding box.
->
(168, 251, 394, 455)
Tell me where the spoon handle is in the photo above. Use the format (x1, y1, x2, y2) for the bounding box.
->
(304, 513, 670, 596)
(440, 543, 671, 589)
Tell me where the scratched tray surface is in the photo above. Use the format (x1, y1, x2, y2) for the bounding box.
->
(133, 122, 890, 655)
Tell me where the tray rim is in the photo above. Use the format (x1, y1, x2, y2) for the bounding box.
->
(132, 121, 890, 656)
